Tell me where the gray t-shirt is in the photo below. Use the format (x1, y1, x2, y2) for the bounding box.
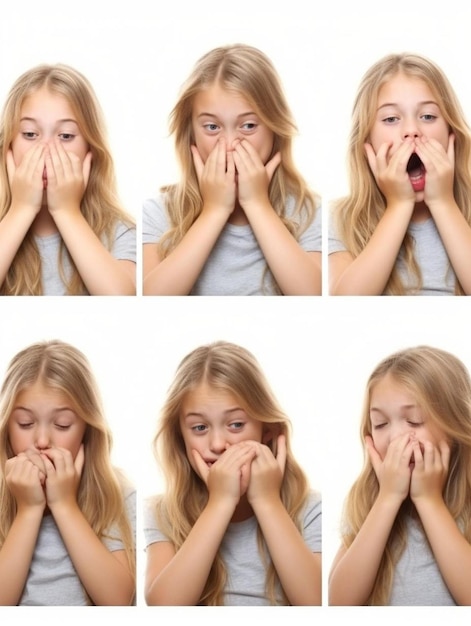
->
(143, 491, 321, 606)
(34, 221, 136, 295)
(19, 485, 136, 606)
(142, 194, 321, 295)
(389, 516, 457, 606)
(328, 212, 455, 295)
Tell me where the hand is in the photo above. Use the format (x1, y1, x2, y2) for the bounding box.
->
(414, 134, 455, 210)
(409, 437, 450, 504)
(44, 141, 92, 214)
(5, 452, 47, 510)
(41, 444, 85, 511)
(247, 434, 286, 507)
(192, 441, 258, 507)
(365, 139, 417, 208)
(365, 433, 414, 504)
(232, 139, 281, 212)
(6, 145, 45, 215)
(191, 139, 236, 217)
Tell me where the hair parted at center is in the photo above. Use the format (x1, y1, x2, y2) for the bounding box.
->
(0, 64, 134, 295)
(341, 345, 471, 604)
(152, 340, 311, 605)
(332, 52, 471, 295)
(157, 44, 319, 293)
(0, 339, 135, 601)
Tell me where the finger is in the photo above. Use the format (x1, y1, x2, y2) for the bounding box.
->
(192, 449, 210, 484)
(364, 143, 378, 176)
(74, 444, 85, 477)
(365, 435, 383, 475)
(447, 133, 455, 167)
(438, 440, 451, 472)
(6, 150, 16, 182)
(275, 433, 287, 476)
(82, 151, 92, 188)
(226, 150, 235, 178)
(190, 145, 204, 183)
(265, 151, 281, 182)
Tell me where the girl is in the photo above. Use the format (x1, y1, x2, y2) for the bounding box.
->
(142, 44, 321, 295)
(144, 341, 321, 605)
(329, 346, 471, 605)
(0, 340, 135, 605)
(328, 53, 471, 295)
(0, 64, 136, 295)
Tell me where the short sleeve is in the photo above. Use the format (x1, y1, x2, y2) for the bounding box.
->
(103, 485, 136, 553)
(143, 496, 171, 548)
(111, 221, 136, 262)
(328, 208, 347, 255)
(142, 196, 170, 245)
(303, 491, 322, 553)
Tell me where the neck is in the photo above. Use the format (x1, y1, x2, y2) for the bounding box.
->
(230, 495, 254, 523)
(32, 205, 58, 237)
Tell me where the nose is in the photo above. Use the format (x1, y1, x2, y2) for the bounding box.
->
(35, 425, 51, 450)
(224, 130, 241, 151)
(390, 421, 412, 442)
(402, 118, 421, 140)
(208, 429, 227, 454)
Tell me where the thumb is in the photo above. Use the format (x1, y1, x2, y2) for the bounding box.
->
(6, 150, 16, 183)
(191, 448, 209, 485)
(365, 435, 382, 477)
(191, 145, 204, 184)
(74, 444, 85, 477)
(82, 152, 93, 188)
(265, 151, 281, 182)
(275, 433, 287, 477)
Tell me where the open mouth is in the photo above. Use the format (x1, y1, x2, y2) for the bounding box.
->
(406, 153, 426, 192)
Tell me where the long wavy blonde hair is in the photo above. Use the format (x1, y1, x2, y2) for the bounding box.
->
(0, 340, 135, 602)
(333, 53, 471, 295)
(157, 44, 319, 294)
(341, 346, 471, 604)
(0, 64, 134, 295)
(153, 341, 311, 605)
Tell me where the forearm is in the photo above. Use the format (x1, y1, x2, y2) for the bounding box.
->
(245, 202, 320, 295)
(52, 210, 135, 295)
(0, 506, 43, 605)
(145, 498, 234, 605)
(330, 203, 413, 295)
(415, 497, 471, 605)
(430, 201, 471, 294)
(143, 210, 227, 295)
(252, 498, 321, 605)
(329, 496, 401, 605)
(0, 206, 37, 290)
(51, 503, 134, 605)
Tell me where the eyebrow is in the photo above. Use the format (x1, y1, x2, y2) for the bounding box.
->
(377, 100, 439, 112)
(12, 406, 75, 415)
(370, 404, 417, 415)
(183, 407, 246, 419)
(20, 117, 79, 125)
(196, 111, 258, 119)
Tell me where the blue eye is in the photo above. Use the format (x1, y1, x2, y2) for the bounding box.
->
(191, 424, 207, 433)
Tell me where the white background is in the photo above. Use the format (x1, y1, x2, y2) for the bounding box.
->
(2, 0, 471, 621)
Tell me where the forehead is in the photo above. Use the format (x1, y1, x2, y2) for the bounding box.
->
(20, 86, 76, 120)
(377, 72, 436, 106)
(369, 373, 416, 406)
(182, 381, 241, 412)
(14, 379, 71, 407)
(192, 83, 255, 117)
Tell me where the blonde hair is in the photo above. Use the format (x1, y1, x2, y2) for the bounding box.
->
(333, 52, 471, 295)
(158, 44, 319, 294)
(0, 340, 135, 602)
(153, 341, 311, 605)
(0, 64, 134, 295)
(341, 346, 471, 604)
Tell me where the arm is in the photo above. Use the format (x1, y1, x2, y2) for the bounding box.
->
(45, 142, 135, 295)
(411, 438, 471, 604)
(233, 140, 320, 295)
(145, 442, 257, 605)
(0, 453, 46, 605)
(415, 135, 471, 294)
(43, 446, 134, 605)
(143, 140, 234, 295)
(329, 434, 413, 605)
(247, 436, 320, 605)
